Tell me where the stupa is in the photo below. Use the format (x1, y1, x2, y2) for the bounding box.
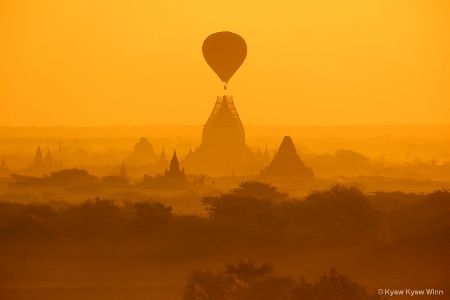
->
(261, 136, 314, 178)
(183, 95, 253, 176)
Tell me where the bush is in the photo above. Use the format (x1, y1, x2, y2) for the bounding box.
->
(388, 189, 450, 246)
(61, 198, 121, 240)
(300, 184, 380, 244)
(184, 260, 378, 300)
(127, 200, 172, 235)
(291, 268, 378, 300)
(231, 181, 288, 201)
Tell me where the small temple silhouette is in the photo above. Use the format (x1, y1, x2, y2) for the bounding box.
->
(156, 147, 168, 172)
(0, 160, 10, 177)
(255, 146, 271, 166)
(260, 136, 314, 179)
(164, 150, 185, 180)
(126, 137, 158, 166)
(20, 146, 62, 176)
(35, 146, 44, 165)
(119, 163, 128, 178)
(140, 150, 189, 188)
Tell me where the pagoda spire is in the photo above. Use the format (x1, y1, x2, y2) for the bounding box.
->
(34, 146, 44, 165)
(170, 150, 180, 172)
(119, 162, 127, 178)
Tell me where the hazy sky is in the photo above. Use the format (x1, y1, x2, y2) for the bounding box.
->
(1, 0, 449, 126)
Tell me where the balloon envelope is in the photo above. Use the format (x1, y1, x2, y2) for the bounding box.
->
(202, 31, 247, 85)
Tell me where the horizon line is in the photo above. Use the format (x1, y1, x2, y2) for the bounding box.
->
(2, 123, 450, 128)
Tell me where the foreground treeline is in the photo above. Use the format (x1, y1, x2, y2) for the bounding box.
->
(1, 182, 449, 246)
(1, 182, 449, 255)
(0, 182, 449, 287)
(185, 260, 378, 300)
(0, 182, 450, 252)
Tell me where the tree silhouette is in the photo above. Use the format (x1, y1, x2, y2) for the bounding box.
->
(291, 268, 378, 300)
(225, 259, 273, 286)
(184, 269, 233, 300)
(184, 262, 378, 300)
(62, 198, 121, 240)
(202, 193, 273, 224)
(130, 201, 172, 234)
(301, 184, 380, 244)
(231, 181, 288, 201)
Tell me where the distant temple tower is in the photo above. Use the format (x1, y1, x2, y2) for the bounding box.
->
(34, 146, 44, 166)
(126, 137, 158, 165)
(154, 147, 168, 172)
(22, 146, 61, 176)
(0, 160, 10, 177)
(44, 150, 53, 165)
(158, 148, 167, 164)
(202, 95, 245, 149)
(260, 136, 314, 179)
(119, 163, 128, 178)
(140, 150, 189, 188)
(184, 95, 253, 176)
(165, 150, 185, 179)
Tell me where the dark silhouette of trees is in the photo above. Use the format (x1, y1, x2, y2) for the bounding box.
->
(0, 186, 448, 297)
(184, 269, 234, 300)
(201, 181, 286, 231)
(388, 188, 450, 246)
(291, 268, 378, 300)
(0, 203, 60, 243)
(184, 260, 291, 300)
(244, 275, 293, 300)
(231, 181, 288, 201)
(300, 184, 380, 244)
(224, 260, 292, 300)
(202, 193, 273, 224)
(48, 168, 98, 185)
(184, 261, 379, 300)
(62, 198, 121, 240)
(127, 200, 172, 235)
(225, 259, 273, 284)
(202, 183, 380, 246)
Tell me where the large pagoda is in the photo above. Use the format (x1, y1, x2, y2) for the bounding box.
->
(183, 95, 254, 176)
(202, 95, 245, 150)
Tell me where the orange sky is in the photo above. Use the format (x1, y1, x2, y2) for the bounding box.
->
(1, 0, 449, 126)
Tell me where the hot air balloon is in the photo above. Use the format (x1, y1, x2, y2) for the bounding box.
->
(202, 31, 247, 90)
